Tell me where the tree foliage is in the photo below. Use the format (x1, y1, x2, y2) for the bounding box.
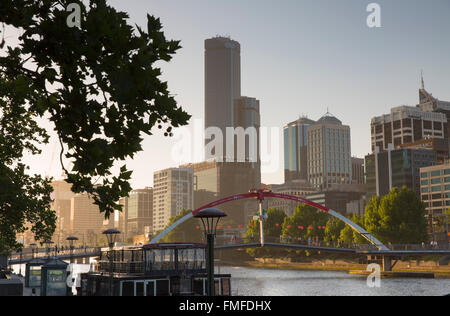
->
(324, 218, 345, 243)
(339, 226, 354, 244)
(0, 1, 189, 252)
(364, 187, 428, 244)
(244, 208, 287, 257)
(281, 204, 328, 240)
(245, 208, 287, 241)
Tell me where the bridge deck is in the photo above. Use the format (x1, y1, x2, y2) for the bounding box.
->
(215, 242, 357, 254)
(7, 243, 450, 265)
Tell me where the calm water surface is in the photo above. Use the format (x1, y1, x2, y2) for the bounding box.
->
(12, 264, 450, 296)
(221, 266, 450, 296)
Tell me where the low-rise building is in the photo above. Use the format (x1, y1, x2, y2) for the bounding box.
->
(306, 184, 365, 215)
(419, 162, 450, 243)
(266, 180, 318, 216)
(346, 198, 367, 217)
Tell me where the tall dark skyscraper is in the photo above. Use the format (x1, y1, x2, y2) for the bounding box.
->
(200, 36, 261, 224)
(205, 37, 241, 159)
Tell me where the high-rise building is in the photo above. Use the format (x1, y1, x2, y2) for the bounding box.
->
(125, 187, 153, 238)
(307, 112, 352, 189)
(351, 157, 365, 184)
(371, 79, 450, 154)
(365, 147, 436, 198)
(50, 180, 76, 236)
(400, 138, 449, 164)
(417, 78, 450, 134)
(70, 193, 109, 242)
(153, 168, 194, 232)
(201, 36, 261, 224)
(118, 196, 128, 239)
(205, 36, 241, 160)
(233, 96, 261, 164)
(182, 160, 260, 224)
(370, 105, 447, 152)
(283, 116, 316, 182)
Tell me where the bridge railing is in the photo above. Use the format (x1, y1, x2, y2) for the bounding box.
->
(97, 260, 145, 274)
(215, 235, 361, 249)
(215, 236, 450, 251)
(9, 246, 101, 262)
(386, 243, 450, 251)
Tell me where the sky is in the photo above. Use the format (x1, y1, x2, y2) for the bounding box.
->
(8, 0, 450, 188)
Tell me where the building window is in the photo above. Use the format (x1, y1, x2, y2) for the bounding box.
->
(431, 178, 441, 184)
(431, 170, 441, 177)
(431, 186, 441, 192)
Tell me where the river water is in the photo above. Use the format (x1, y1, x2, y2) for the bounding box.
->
(11, 264, 450, 296)
(220, 266, 450, 296)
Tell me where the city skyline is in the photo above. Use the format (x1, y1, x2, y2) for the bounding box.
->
(2, 1, 450, 297)
(15, 0, 450, 189)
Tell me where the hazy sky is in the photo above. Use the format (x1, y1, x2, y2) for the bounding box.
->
(13, 0, 450, 188)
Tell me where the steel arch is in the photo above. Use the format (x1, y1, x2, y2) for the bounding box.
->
(149, 190, 389, 251)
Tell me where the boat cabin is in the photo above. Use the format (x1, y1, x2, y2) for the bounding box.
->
(79, 243, 231, 296)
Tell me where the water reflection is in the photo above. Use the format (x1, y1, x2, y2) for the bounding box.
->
(222, 266, 450, 296)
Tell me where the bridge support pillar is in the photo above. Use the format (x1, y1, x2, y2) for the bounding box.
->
(382, 256, 392, 272)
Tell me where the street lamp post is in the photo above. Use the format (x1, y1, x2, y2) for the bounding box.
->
(194, 208, 227, 296)
(66, 236, 78, 264)
(30, 243, 37, 259)
(102, 228, 120, 296)
(44, 240, 54, 259)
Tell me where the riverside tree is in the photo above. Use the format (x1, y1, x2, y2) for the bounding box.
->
(281, 204, 328, 241)
(245, 208, 287, 257)
(0, 0, 190, 253)
(324, 218, 345, 245)
(364, 187, 428, 244)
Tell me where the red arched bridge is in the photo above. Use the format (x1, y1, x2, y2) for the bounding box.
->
(7, 190, 450, 272)
(149, 189, 389, 251)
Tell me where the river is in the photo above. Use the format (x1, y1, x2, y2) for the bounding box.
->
(220, 266, 450, 296)
(11, 263, 450, 296)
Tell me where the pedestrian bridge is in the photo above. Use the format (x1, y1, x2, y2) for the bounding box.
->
(216, 242, 356, 253)
(149, 189, 390, 251)
(7, 242, 450, 272)
(215, 239, 450, 256)
(7, 247, 101, 265)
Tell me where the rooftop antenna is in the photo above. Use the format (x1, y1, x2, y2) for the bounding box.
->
(421, 69, 425, 90)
